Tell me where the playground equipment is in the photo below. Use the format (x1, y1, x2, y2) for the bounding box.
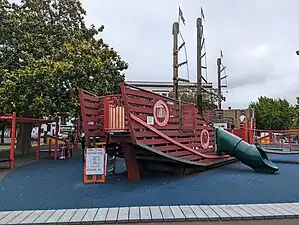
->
(226, 122, 299, 153)
(79, 82, 279, 182)
(216, 128, 278, 173)
(0, 112, 59, 169)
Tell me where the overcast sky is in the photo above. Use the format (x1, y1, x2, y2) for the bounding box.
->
(80, 0, 299, 109)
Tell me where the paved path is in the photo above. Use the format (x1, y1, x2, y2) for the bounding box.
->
(1, 203, 299, 224)
(1, 154, 299, 211)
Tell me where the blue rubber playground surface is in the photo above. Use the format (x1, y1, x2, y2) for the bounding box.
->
(1, 154, 299, 211)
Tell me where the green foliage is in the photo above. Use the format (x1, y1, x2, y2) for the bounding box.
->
(0, 0, 128, 119)
(168, 86, 217, 110)
(292, 97, 299, 128)
(250, 96, 296, 130)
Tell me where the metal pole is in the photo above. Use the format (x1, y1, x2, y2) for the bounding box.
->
(196, 18, 203, 113)
(172, 22, 179, 100)
(217, 57, 222, 109)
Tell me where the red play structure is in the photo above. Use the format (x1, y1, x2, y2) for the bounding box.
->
(79, 83, 235, 181)
(0, 112, 59, 169)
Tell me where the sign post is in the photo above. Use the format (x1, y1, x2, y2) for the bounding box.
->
(84, 147, 107, 184)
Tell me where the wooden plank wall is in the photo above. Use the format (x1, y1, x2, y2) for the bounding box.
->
(78, 89, 106, 140)
(121, 83, 216, 163)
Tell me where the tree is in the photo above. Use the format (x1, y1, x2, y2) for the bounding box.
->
(250, 96, 296, 130)
(168, 86, 217, 110)
(292, 97, 299, 128)
(0, 0, 128, 155)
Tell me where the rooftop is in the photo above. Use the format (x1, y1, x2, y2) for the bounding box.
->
(126, 80, 213, 88)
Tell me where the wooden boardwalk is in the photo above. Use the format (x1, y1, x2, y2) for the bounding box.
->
(1, 203, 299, 224)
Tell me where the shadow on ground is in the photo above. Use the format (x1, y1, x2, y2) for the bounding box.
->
(1, 153, 299, 210)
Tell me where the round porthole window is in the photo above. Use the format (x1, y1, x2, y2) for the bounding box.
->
(153, 100, 169, 127)
(201, 129, 210, 149)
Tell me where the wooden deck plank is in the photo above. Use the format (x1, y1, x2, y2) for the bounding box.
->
(32, 210, 56, 224)
(105, 207, 119, 223)
(247, 204, 274, 219)
(268, 203, 296, 218)
(189, 205, 208, 221)
(45, 209, 66, 224)
(160, 206, 174, 221)
(229, 205, 253, 220)
(220, 205, 241, 220)
(69, 208, 88, 224)
(57, 209, 77, 223)
(169, 206, 185, 221)
(0, 211, 22, 224)
(93, 208, 108, 224)
(0, 212, 10, 221)
(199, 205, 220, 220)
(149, 206, 163, 221)
(209, 205, 231, 220)
(8, 210, 34, 224)
(81, 208, 98, 224)
(238, 204, 264, 220)
(258, 204, 284, 219)
(280, 203, 299, 217)
(179, 205, 197, 221)
(117, 207, 129, 223)
(140, 206, 151, 222)
(20, 210, 44, 224)
(128, 207, 140, 222)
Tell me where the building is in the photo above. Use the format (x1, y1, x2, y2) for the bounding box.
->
(126, 80, 213, 101)
(213, 108, 254, 129)
(31, 117, 75, 139)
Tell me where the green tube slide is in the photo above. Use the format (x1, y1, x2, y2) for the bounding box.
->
(216, 128, 279, 174)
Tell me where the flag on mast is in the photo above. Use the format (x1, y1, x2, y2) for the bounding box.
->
(220, 50, 224, 58)
(201, 7, 205, 21)
(178, 7, 185, 25)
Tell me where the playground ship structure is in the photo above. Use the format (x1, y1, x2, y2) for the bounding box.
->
(78, 12, 279, 181)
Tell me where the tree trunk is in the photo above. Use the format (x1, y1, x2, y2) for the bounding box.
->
(1, 126, 5, 144)
(15, 123, 33, 156)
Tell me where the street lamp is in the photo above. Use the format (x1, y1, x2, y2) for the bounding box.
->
(296, 50, 299, 55)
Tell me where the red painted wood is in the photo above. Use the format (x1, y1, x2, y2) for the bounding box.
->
(79, 88, 106, 140)
(135, 115, 181, 123)
(84, 109, 103, 116)
(81, 92, 101, 102)
(84, 116, 103, 123)
(156, 143, 199, 151)
(183, 155, 202, 161)
(85, 124, 103, 130)
(125, 87, 174, 102)
(132, 123, 179, 130)
(139, 137, 200, 145)
(120, 82, 137, 144)
(123, 143, 140, 181)
(130, 113, 229, 159)
(134, 131, 196, 138)
(169, 150, 192, 157)
(127, 96, 179, 110)
(83, 103, 103, 109)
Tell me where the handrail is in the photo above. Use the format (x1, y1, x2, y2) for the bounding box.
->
(130, 113, 230, 159)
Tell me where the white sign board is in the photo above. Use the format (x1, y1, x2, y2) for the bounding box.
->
(86, 148, 106, 175)
(147, 116, 154, 125)
(213, 123, 228, 129)
(239, 115, 246, 122)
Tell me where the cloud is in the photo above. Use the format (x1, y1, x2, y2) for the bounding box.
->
(247, 43, 271, 59)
